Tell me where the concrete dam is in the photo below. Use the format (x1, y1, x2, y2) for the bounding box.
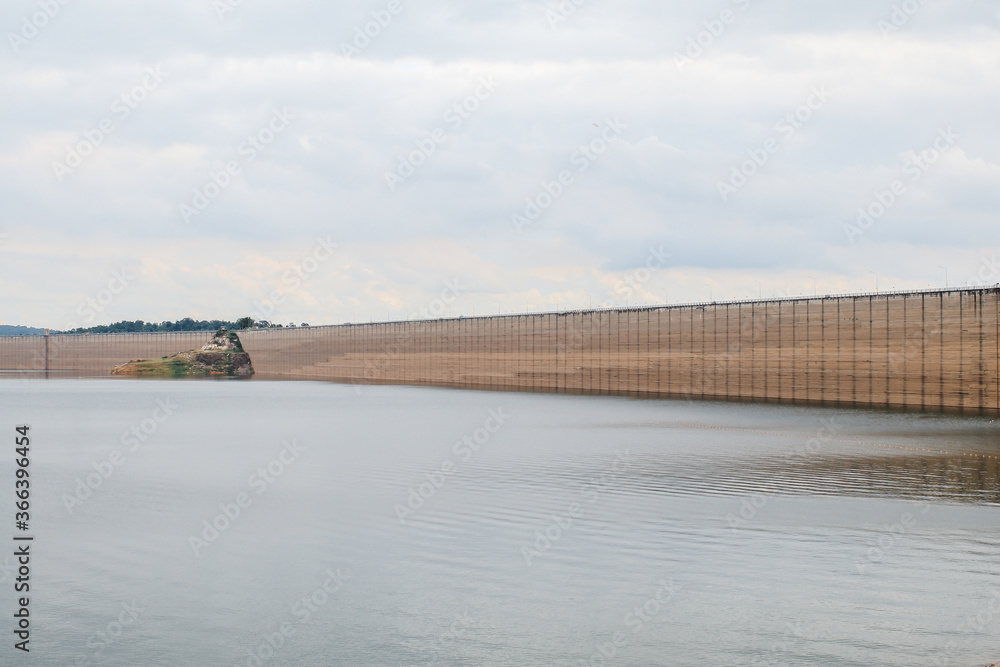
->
(3, 287, 998, 415)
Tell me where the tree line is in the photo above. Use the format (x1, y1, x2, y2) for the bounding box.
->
(60, 317, 309, 334)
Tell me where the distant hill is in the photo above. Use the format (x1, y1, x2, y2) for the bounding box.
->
(0, 325, 46, 336)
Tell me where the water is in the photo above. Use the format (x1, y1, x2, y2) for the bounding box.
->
(2, 379, 999, 666)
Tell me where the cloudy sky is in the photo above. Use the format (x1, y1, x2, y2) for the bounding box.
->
(1, 0, 998, 328)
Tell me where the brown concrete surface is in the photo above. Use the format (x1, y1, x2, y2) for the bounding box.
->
(2, 288, 998, 415)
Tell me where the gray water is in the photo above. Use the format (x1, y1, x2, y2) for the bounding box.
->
(2, 379, 999, 666)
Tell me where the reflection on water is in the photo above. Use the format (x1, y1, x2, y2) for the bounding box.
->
(609, 452, 1000, 505)
(4, 379, 999, 666)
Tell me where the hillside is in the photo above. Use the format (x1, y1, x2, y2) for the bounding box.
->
(0, 325, 46, 336)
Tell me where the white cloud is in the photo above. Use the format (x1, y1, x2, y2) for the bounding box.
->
(0, 2, 998, 326)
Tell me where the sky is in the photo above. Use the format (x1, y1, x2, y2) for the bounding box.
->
(0, 0, 998, 329)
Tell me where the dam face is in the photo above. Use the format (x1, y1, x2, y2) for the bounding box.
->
(3, 287, 998, 415)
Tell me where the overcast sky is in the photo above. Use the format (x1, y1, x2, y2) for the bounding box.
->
(1, 0, 998, 328)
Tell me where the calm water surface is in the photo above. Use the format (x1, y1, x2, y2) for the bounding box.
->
(2, 379, 999, 666)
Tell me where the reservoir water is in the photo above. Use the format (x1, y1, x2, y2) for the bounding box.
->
(3, 379, 999, 666)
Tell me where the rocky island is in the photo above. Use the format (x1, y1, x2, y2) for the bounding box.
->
(111, 328, 254, 378)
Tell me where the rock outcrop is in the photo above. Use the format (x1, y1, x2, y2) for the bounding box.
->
(111, 329, 254, 378)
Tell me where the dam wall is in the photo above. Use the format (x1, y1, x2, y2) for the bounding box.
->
(0, 331, 216, 378)
(2, 287, 998, 415)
